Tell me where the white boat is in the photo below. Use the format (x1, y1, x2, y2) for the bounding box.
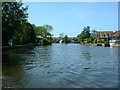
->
(109, 40, 120, 47)
(59, 39, 63, 43)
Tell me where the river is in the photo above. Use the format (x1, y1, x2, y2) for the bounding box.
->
(2, 44, 119, 88)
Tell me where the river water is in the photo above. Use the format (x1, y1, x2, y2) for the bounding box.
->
(2, 44, 119, 88)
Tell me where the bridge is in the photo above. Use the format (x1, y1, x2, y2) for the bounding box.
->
(52, 37, 78, 43)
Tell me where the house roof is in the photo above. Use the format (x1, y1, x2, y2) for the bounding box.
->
(98, 31, 112, 32)
(112, 30, 120, 37)
(97, 31, 113, 39)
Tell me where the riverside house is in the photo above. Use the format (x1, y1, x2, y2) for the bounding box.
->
(97, 30, 120, 47)
(97, 31, 113, 40)
(97, 31, 113, 46)
(109, 30, 120, 46)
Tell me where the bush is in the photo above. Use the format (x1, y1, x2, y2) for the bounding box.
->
(98, 39, 105, 43)
(85, 38, 92, 43)
(93, 39, 97, 43)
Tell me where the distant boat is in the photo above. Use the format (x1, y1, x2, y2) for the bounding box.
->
(59, 39, 63, 43)
(109, 40, 116, 46)
(109, 40, 120, 47)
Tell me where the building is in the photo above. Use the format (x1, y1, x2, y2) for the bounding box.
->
(97, 31, 114, 39)
(111, 30, 120, 39)
(109, 30, 120, 46)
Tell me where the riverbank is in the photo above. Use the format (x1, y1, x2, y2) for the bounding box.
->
(2, 44, 35, 51)
(84, 43, 103, 46)
(1, 43, 120, 50)
(85, 43, 120, 48)
(111, 44, 120, 48)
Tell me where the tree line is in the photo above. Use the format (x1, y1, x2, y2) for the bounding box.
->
(2, 2, 34, 46)
(2, 2, 102, 46)
(77, 26, 98, 44)
(32, 24, 53, 45)
(2, 2, 53, 46)
(52, 26, 99, 44)
(77, 26, 105, 44)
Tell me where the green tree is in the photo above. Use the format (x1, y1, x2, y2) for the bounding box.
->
(77, 26, 91, 43)
(2, 2, 28, 45)
(33, 25, 53, 45)
(13, 22, 36, 44)
(63, 35, 69, 44)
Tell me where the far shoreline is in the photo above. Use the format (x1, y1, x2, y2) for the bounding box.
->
(1, 43, 120, 51)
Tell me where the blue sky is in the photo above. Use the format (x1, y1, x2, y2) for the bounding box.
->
(23, 2, 118, 37)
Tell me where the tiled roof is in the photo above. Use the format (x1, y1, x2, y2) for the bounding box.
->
(97, 30, 120, 39)
(112, 30, 120, 37)
(97, 31, 113, 38)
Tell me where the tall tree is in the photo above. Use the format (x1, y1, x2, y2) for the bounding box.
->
(12, 22, 36, 44)
(33, 25, 53, 45)
(63, 35, 69, 44)
(77, 26, 91, 43)
(2, 2, 28, 45)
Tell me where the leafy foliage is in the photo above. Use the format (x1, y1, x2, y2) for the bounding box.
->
(2, 2, 36, 46)
(32, 24, 53, 45)
(63, 35, 69, 44)
(77, 26, 91, 43)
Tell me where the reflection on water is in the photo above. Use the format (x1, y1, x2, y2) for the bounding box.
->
(2, 44, 118, 88)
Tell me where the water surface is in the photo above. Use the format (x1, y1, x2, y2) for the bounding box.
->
(2, 44, 119, 88)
